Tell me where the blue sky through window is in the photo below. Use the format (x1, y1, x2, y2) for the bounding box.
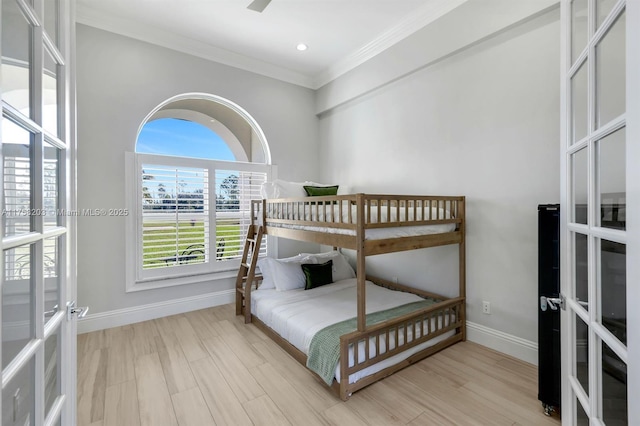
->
(137, 118, 236, 161)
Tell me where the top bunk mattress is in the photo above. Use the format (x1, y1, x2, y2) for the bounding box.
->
(268, 222, 455, 239)
(261, 203, 457, 240)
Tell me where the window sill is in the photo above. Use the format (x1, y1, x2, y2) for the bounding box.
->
(126, 269, 238, 293)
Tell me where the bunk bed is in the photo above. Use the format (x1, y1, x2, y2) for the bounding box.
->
(235, 189, 466, 400)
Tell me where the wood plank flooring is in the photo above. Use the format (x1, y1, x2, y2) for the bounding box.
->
(77, 304, 560, 426)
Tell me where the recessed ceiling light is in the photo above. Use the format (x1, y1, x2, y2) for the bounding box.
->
(296, 43, 308, 51)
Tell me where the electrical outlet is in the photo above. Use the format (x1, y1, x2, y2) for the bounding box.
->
(482, 301, 491, 314)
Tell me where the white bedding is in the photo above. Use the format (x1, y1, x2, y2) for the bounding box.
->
(251, 279, 454, 384)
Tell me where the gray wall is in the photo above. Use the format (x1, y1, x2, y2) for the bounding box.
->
(316, 9, 561, 342)
(76, 24, 319, 315)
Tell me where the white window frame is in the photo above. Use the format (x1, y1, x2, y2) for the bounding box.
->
(125, 152, 275, 292)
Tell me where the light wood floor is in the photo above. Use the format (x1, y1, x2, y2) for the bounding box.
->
(77, 304, 560, 426)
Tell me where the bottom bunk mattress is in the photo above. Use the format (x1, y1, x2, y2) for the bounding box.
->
(251, 279, 454, 385)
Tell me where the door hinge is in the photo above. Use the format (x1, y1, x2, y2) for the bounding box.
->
(540, 294, 565, 311)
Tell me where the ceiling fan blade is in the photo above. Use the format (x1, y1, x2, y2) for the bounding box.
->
(247, 0, 271, 12)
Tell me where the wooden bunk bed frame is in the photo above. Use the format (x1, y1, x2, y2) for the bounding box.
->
(235, 193, 466, 400)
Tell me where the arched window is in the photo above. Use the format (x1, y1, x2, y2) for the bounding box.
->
(127, 94, 274, 291)
(137, 118, 236, 160)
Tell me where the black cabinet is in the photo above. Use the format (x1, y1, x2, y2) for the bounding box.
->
(538, 204, 560, 414)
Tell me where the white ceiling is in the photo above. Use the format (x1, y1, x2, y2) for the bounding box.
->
(76, 0, 465, 88)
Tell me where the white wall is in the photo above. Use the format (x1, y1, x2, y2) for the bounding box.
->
(76, 24, 319, 320)
(317, 9, 560, 345)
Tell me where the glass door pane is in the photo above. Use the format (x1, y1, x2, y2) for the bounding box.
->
(576, 396, 589, 425)
(572, 148, 588, 224)
(44, 237, 61, 325)
(600, 239, 626, 344)
(575, 314, 590, 393)
(44, 328, 61, 417)
(596, 12, 626, 128)
(601, 340, 627, 423)
(2, 244, 35, 368)
(43, 141, 61, 228)
(1, 359, 35, 425)
(43, 47, 59, 137)
(597, 128, 626, 230)
(1, 0, 33, 118)
(2, 118, 33, 237)
(597, 0, 618, 28)
(574, 233, 589, 309)
(571, 0, 589, 63)
(571, 63, 589, 144)
(44, 0, 59, 48)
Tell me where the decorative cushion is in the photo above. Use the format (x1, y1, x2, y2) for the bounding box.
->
(269, 255, 318, 291)
(299, 251, 356, 282)
(303, 185, 339, 197)
(304, 181, 350, 195)
(302, 260, 334, 290)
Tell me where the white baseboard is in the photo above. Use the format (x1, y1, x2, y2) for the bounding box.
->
(77, 289, 235, 334)
(466, 321, 538, 365)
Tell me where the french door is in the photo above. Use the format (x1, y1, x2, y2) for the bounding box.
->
(561, 0, 638, 424)
(1, 0, 77, 425)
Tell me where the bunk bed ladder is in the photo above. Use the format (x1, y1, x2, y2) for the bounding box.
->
(235, 224, 264, 323)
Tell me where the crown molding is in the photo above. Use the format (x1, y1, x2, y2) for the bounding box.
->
(75, 3, 316, 89)
(76, 1, 467, 90)
(313, 0, 468, 88)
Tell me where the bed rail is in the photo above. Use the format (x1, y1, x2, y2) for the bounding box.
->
(337, 296, 465, 399)
(252, 194, 463, 231)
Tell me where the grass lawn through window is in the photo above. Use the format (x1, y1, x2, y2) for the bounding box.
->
(142, 221, 241, 268)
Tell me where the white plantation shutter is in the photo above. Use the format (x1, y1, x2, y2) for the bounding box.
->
(215, 169, 267, 261)
(135, 154, 270, 283)
(141, 164, 209, 270)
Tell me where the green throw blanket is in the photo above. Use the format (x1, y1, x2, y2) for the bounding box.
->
(306, 299, 436, 385)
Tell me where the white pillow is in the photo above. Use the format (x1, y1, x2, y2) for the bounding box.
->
(275, 180, 308, 198)
(272, 256, 318, 291)
(299, 251, 356, 282)
(261, 180, 304, 199)
(257, 254, 305, 290)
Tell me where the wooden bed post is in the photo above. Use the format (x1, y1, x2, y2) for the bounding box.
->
(356, 193, 366, 332)
(458, 197, 466, 341)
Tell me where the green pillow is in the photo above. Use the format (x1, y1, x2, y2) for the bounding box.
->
(302, 260, 333, 290)
(303, 185, 339, 197)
